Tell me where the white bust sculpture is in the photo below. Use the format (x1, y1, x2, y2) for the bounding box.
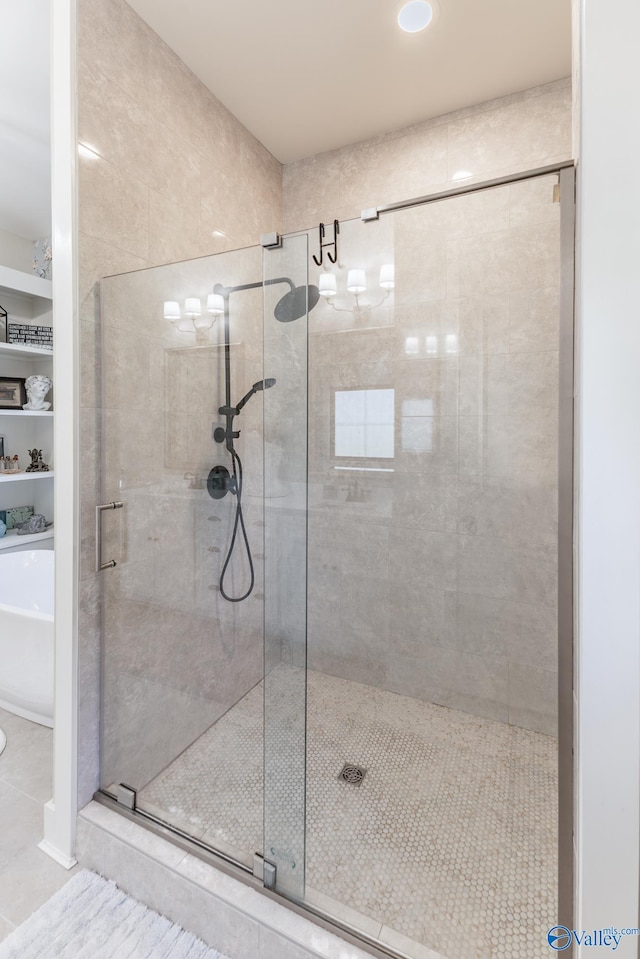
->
(23, 374, 53, 411)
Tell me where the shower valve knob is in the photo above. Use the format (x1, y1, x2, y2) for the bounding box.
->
(207, 465, 232, 499)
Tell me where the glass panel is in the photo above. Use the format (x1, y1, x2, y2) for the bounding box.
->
(303, 176, 560, 959)
(97, 174, 564, 959)
(262, 233, 309, 900)
(99, 244, 266, 869)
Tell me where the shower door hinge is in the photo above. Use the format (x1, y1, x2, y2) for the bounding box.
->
(116, 783, 137, 810)
(253, 853, 276, 890)
(361, 207, 380, 222)
(260, 232, 282, 249)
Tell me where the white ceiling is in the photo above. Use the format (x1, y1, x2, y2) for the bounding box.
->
(0, 0, 51, 239)
(127, 0, 572, 164)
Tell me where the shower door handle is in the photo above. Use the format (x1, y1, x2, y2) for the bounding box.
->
(96, 502, 124, 572)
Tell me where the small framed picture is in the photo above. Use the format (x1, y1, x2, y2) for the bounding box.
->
(0, 377, 26, 410)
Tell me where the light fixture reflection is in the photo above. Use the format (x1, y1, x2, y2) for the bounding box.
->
(347, 269, 367, 294)
(379, 264, 395, 289)
(319, 264, 395, 319)
(164, 294, 223, 340)
(319, 273, 338, 297)
(207, 293, 224, 315)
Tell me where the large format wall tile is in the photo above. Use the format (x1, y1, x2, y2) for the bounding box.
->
(78, 0, 152, 106)
(77, 0, 283, 808)
(79, 153, 149, 260)
(283, 79, 571, 233)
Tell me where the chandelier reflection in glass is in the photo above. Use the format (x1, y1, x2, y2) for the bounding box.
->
(163, 294, 225, 342)
(318, 264, 394, 319)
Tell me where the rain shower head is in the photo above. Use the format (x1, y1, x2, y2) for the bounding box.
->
(274, 284, 320, 323)
(214, 277, 320, 324)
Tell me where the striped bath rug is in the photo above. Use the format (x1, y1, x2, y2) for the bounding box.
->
(0, 870, 229, 958)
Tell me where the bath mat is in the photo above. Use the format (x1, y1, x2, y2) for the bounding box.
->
(0, 869, 229, 959)
(0, 730, 5, 756)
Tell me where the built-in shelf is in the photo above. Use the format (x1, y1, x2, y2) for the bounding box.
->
(0, 528, 54, 551)
(0, 471, 54, 483)
(0, 265, 55, 539)
(0, 265, 53, 301)
(0, 342, 53, 359)
(0, 409, 53, 417)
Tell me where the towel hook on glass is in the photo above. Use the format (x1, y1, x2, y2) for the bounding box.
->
(312, 219, 340, 267)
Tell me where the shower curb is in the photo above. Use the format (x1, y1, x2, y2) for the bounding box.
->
(76, 801, 379, 959)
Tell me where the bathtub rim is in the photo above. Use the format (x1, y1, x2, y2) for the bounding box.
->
(0, 696, 53, 728)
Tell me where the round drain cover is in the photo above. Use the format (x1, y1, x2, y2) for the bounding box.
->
(339, 764, 366, 786)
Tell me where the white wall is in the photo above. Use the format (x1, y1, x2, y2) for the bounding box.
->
(41, 0, 79, 869)
(0, 228, 34, 273)
(576, 0, 640, 949)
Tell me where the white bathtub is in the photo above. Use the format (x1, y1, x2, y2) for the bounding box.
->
(0, 550, 54, 727)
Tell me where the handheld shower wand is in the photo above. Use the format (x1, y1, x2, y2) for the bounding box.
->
(210, 378, 277, 602)
(215, 379, 277, 451)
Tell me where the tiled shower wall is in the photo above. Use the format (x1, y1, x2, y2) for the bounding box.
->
(285, 78, 572, 736)
(305, 179, 561, 736)
(283, 78, 571, 231)
(76, 0, 282, 806)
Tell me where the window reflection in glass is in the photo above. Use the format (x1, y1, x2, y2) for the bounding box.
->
(334, 388, 395, 459)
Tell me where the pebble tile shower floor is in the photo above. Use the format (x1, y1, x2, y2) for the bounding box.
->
(138, 666, 557, 959)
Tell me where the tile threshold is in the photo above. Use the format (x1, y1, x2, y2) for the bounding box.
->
(78, 801, 388, 959)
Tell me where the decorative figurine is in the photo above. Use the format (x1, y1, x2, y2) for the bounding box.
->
(15, 513, 51, 535)
(26, 449, 49, 472)
(23, 374, 52, 411)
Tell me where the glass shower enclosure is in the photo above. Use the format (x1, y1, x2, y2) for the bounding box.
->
(97, 167, 572, 959)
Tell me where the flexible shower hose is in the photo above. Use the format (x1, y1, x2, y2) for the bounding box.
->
(219, 448, 255, 602)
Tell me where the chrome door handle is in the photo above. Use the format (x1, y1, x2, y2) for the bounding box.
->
(96, 502, 124, 572)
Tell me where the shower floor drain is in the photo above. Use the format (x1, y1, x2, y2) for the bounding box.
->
(338, 764, 366, 786)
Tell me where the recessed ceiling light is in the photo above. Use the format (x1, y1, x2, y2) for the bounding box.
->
(211, 229, 227, 239)
(398, 1, 434, 33)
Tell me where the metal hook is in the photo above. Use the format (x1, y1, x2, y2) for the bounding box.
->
(312, 223, 326, 266)
(312, 219, 340, 267)
(327, 219, 340, 264)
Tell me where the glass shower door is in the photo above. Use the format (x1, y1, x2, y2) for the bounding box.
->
(300, 174, 563, 959)
(99, 245, 268, 870)
(262, 232, 310, 900)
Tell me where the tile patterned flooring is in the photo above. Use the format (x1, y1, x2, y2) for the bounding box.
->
(0, 708, 76, 941)
(139, 666, 558, 959)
